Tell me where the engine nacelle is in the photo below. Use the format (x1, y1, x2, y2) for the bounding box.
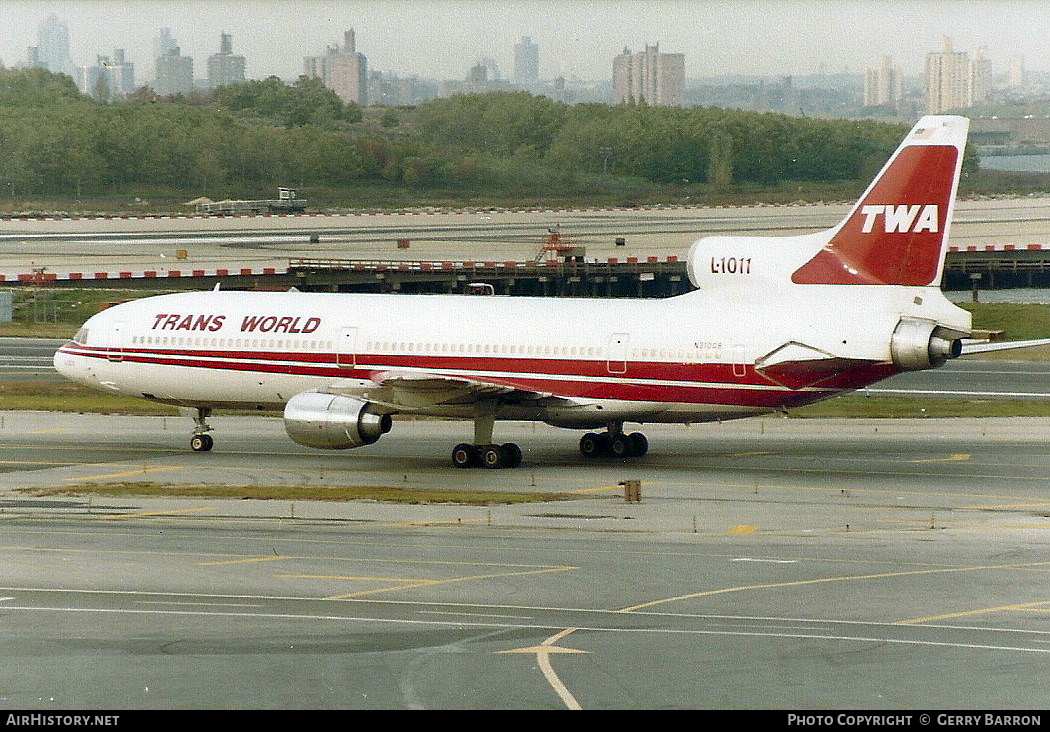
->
(283, 392, 392, 449)
(890, 317, 963, 371)
(686, 234, 819, 292)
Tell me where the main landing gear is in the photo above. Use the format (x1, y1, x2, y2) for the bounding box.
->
(189, 407, 214, 452)
(579, 426, 648, 460)
(451, 412, 522, 469)
(449, 414, 650, 468)
(452, 442, 523, 469)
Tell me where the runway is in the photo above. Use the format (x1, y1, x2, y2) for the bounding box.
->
(2, 412, 1050, 709)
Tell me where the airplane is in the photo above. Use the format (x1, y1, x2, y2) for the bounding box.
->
(55, 114, 1019, 469)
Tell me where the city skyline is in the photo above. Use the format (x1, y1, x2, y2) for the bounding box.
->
(2, 1, 1049, 87)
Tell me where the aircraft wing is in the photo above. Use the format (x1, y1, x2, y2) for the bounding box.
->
(327, 368, 557, 410)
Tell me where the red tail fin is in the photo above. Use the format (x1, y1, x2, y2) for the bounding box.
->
(792, 116, 968, 286)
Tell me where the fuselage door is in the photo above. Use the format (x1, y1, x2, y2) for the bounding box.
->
(107, 321, 126, 362)
(336, 327, 358, 368)
(732, 343, 747, 378)
(607, 332, 629, 374)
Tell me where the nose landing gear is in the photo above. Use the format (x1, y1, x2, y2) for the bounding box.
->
(190, 407, 214, 452)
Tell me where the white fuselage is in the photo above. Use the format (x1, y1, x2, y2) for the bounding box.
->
(53, 282, 966, 428)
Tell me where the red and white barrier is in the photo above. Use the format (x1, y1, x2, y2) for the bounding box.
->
(0, 257, 687, 283)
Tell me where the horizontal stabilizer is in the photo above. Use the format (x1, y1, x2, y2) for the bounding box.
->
(861, 386, 1050, 400)
(961, 338, 1050, 355)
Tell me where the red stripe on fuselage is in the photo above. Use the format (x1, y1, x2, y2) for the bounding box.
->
(57, 343, 897, 408)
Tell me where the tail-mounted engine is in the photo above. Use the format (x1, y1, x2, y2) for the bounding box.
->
(686, 233, 824, 292)
(283, 391, 392, 449)
(890, 317, 964, 371)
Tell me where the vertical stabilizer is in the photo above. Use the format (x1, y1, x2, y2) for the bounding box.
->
(792, 115, 969, 286)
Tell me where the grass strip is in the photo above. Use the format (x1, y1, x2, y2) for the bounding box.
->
(1, 381, 180, 414)
(23, 481, 576, 505)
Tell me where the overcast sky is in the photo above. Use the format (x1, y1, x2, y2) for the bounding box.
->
(0, 0, 1047, 83)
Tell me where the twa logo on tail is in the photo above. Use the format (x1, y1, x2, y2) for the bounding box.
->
(860, 204, 939, 234)
(792, 117, 967, 287)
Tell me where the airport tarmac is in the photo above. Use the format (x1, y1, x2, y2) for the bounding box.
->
(2, 411, 1050, 709)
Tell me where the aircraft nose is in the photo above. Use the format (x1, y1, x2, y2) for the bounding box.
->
(53, 343, 80, 381)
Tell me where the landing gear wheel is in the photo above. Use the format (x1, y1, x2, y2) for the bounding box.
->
(580, 432, 604, 458)
(189, 407, 214, 453)
(609, 434, 630, 458)
(503, 442, 523, 468)
(452, 443, 477, 468)
(580, 430, 648, 459)
(627, 432, 649, 456)
(481, 444, 504, 469)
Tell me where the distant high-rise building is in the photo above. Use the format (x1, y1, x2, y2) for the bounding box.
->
(367, 70, 438, 106)
(969, 46, 992, 105)
(156, 50, 194, 96)
(156, 54, 194, 97)
(37, 14, 73, 76)
(470, 63, 489, 84)
(1007, 55, 1026, 89)
(552, 76, 566, 103)
(75, 65, 103, 100)
(76, 49, 135, 101)
(612, 44, 684, 107)
(302, 29, 367, 105)
(154, 28, 178, 62)
(207, 32, 245, 90)
(476, 57, 501, 81)
(110, 49, 136, 95)
(153, 29, 194, 96)
(864, 56, 902, 108)
(925, 37, 971, 114)
(441, 59, 512, 96)
(514, 36, 539, 83)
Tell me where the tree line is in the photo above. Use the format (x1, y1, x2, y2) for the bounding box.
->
(0, 66, 957, 204)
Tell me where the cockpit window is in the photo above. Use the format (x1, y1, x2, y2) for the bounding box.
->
(73, 327, 89, 344)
